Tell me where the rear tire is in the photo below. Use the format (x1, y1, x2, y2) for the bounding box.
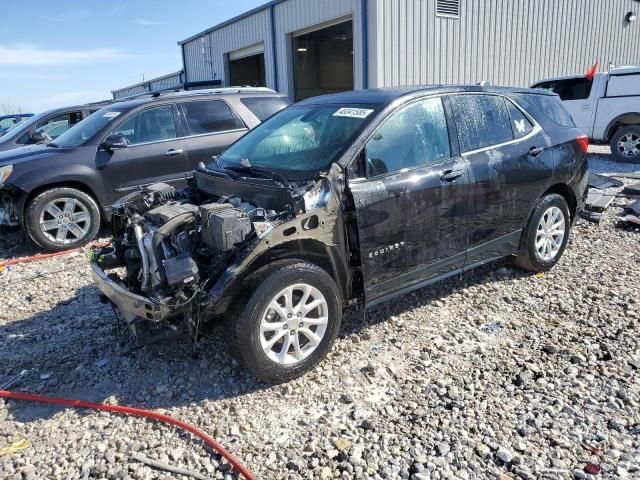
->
(25, 187, 101, 252)
(515, 194, 571, 273)
(226, 260, 342, 384)
(610, 126, 640, 163)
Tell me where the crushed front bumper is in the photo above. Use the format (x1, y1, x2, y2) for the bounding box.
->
(91, 263, 172, 323)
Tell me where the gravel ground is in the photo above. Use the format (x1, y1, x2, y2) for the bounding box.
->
(1, 148, 639, 480)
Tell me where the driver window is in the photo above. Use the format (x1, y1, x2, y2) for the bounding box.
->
(365, 97, 450, 177)
(112, 106, 177, 145)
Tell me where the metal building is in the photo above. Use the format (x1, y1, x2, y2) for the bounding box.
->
(112, 70, 185, 100)
(178, 0, 640, 101)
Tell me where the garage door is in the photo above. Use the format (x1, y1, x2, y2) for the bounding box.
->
(293, 19, 354, 101)
(229, 43, 266, 87)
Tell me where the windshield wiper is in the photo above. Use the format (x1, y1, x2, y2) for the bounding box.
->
(225, 165, 291, 188)
(48, 143, 59, 148)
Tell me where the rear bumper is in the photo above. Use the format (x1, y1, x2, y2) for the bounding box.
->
(91, 262, 172, 322)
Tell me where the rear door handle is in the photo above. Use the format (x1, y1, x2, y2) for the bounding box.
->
(165, 148, 183, 156)
(528, 146, 544, 157)
(440, 169, 464, 182)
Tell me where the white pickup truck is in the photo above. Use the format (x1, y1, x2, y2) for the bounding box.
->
(532, 66, 640, 162)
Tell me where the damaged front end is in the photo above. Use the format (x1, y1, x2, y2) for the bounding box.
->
(0, 189, 20, 226)
(91, 165, 345, 343)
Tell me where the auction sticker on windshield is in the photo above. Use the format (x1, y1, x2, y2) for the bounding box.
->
(333, 108, 374, 119)
(103, 111, 121, 119)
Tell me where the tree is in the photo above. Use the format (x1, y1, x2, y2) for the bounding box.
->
(0, 104, 24, 114)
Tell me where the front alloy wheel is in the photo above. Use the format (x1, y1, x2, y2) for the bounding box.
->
(227, 260, 342, 383)
(260, 284, 329, 365)
(39, 197, 91, 245)
(25, 187, 101, 252)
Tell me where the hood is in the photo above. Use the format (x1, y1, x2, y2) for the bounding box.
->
(0, 145, 68, 167)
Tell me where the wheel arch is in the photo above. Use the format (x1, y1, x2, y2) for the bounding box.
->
(210, 238, 352, 315)
(605, 113, 640, 140)
(541, 183, 577, 221)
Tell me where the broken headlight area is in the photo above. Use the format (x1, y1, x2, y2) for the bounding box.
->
(92, 173, 319, 342)
(0, 190, 20, 226)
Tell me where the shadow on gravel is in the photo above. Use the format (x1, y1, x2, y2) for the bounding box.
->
(0, 225, 112, 260)
(341, 257, 533, 338)
(2, 256, 531, 424)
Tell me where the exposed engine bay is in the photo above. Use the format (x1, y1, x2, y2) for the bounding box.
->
(91, 166, 347, 343)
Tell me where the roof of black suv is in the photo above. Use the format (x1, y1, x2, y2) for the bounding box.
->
(112, 87, 284, 110)
(296, 85, 557, 106)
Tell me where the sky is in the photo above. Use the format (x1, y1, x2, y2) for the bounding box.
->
(0, 0, 266, 113)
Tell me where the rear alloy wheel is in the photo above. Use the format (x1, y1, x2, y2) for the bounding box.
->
(516, 194, 571, 272)
(26, 187, 101, 251)
(227, 260, 342, 383)
(611, 126, 640, 163)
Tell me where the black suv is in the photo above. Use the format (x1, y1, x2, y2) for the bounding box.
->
(0, 88, 290, 251)
(0, 102, 110, 152)
(90, 85, 588, 383)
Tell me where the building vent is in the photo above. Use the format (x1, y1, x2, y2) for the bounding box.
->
(436, 0, 460, 18)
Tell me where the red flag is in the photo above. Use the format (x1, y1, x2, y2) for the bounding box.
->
(585, 60, 599, 81)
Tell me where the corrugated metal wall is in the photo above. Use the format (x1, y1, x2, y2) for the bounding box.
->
(181, 0, 364, 97)
(182, 9, 272, 86)
(112, 71, 184, 100)
(369, 0, 640, 88)
(272, 0, 363, 97)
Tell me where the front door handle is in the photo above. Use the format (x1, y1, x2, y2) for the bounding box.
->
(165, 148, 183, 156)
(440, 169, 464, 182)
(528, 146, 544, 157)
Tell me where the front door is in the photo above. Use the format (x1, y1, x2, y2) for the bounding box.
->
(348, 97, 469, 304)
(96, 104, 189, 203)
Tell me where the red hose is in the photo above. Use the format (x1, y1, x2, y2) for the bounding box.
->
(0, 390, 256, 480)
(0, 241, 111, 269)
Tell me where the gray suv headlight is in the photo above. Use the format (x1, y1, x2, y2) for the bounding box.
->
(0, 165, 13, 187)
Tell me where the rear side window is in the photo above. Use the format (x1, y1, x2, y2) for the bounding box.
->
(241, 97, 291, 121)
(506, 101, 534, 139)
(532, 78, 593, 101)
(513, 94, 576, 128)
(450, 94, 513, 152)
(181, 100, 244, 135)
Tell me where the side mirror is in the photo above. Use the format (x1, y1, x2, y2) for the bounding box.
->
(101, 134, 128, 150)
(29, 131, 49, 144)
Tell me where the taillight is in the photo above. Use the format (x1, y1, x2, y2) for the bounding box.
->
(577, 133, 589, 154)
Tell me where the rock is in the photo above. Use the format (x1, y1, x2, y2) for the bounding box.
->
(319, 466, 332, 479)
(333, 438, 352, 451)
(496, 447, 513, 463)
(436, 443, 450, 456)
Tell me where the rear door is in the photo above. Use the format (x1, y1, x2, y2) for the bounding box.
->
(449, 93, 553, 264)
(97, 104, 189, 202)
(178, 99, 248, 169)
(348, 96, 469, 304)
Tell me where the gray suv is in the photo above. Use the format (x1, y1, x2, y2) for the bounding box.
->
(0, 88, 290, 251)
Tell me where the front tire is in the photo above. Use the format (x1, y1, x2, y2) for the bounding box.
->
(610, 126, 640, 163)
(515, 194, 571, 273)
(226, 260, 342, 383)
(25, 187, 101, 252)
